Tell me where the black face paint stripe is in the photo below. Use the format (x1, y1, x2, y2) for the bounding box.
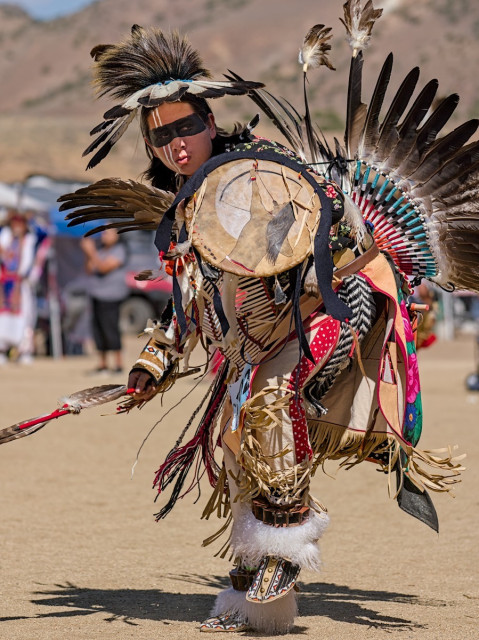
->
(148, 113, 207, 148)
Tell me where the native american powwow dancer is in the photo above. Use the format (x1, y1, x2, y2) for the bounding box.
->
(14, 0, 478, 633)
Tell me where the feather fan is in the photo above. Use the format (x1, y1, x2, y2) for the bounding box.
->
(0, 385, 127, 445)
(58, 178, 175, 236)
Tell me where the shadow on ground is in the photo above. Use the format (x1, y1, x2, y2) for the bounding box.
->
(0, 574, 446, 631)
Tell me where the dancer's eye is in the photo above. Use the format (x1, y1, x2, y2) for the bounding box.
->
(175, 114, 207, 137)
(149, 114, 206, 147)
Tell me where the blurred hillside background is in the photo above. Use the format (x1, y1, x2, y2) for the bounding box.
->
(0, 0, 478, 182)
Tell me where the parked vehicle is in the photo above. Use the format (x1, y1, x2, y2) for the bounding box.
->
(120, 231, 172, 333)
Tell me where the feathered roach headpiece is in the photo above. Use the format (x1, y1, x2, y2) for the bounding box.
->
(84, 25, 264, 169)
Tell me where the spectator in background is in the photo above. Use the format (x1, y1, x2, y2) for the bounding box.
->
(80, 229, 128, 373)
(0, 210, 36, 364)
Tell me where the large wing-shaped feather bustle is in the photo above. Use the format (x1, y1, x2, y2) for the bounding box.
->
(231, 2, 479, 293)
(346, 47, 479, 291)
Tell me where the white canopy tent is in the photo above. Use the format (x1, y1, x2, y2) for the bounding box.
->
(0, 182, 47, 217)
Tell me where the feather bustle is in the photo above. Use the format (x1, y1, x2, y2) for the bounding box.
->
(357, 53, 393, 159)
(394, 94, 460, 179)
(345, 53, 367, 158)
(373, 66, 420, 165)
(407, 120, 479, 186)
(351, 47, 479, 292)
(384, 79, 439, 172)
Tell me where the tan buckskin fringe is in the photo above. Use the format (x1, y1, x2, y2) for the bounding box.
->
(308, 420, 386, 470)
(405, 445, 465, 494)
(201, 464, 231, 521)
(231, 387, 312, 505)
(308, 420, 465, 495)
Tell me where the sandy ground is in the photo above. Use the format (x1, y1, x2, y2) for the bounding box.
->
(0, 335, 478, 639)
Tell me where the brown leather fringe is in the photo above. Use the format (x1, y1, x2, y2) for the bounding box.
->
(405, 445, 465, 495)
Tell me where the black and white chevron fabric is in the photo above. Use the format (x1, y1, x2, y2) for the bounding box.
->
(304, 274, 376, 415)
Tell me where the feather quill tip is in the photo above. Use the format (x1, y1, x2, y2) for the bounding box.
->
(299, 24, 335, 73)
(341, 0, 383, 57)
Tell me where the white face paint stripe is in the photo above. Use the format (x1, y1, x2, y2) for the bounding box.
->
(165, 143, 181, 172)
(150, 108, 181, 173)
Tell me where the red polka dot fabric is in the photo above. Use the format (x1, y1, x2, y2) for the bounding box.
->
(286, 316, 340, 462)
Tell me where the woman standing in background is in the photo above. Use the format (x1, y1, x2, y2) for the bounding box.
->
(0, 210, 36, 364)
(81, 228, 127, 374)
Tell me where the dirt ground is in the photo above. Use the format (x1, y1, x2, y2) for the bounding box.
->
(1, 335, 478, 639)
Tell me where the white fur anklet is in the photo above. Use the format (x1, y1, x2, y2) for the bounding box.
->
(211, 586, 298, 634)
(230, 506, 329, 570)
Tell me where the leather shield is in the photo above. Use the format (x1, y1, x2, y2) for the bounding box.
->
(184, 158, 323, 277)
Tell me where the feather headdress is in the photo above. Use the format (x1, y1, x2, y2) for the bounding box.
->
(84, 25, 264, 169)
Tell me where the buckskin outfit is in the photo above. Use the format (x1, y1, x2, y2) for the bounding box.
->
(125, 140, 441, 633)
(57, 3, 477, 632)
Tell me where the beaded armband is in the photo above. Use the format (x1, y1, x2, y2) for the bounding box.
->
(132, 338, 173, 384)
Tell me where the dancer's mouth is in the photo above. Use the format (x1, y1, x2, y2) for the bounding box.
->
(176, 152, 190, 166)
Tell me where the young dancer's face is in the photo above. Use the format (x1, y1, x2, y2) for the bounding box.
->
(146, 102, 216, 176)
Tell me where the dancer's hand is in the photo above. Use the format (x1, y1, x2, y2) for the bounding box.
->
(128, 369, 158, 402)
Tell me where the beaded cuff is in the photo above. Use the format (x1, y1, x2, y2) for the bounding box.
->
(133, 339, 172, 384)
